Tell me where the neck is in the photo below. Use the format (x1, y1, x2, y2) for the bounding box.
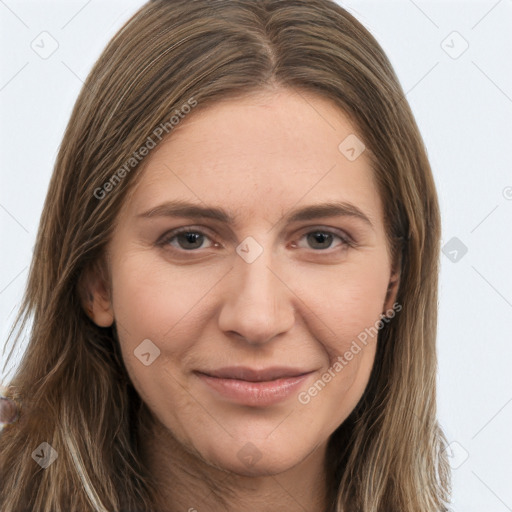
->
(138, 412, 331, 512)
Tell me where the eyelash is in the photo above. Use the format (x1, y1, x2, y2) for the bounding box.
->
(157, 226, 356, 255)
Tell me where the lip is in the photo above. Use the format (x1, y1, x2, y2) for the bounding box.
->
(195, 367, 315, 407)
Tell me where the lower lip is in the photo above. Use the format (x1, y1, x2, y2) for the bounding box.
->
(196, 372, 313, 407)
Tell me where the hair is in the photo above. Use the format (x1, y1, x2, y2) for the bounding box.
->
(0, 0, 451, 510)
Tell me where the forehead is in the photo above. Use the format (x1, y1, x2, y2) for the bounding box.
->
(122, 88, 383, 228)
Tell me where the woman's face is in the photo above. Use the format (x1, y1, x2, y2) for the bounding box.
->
(90, 88, 399, 476)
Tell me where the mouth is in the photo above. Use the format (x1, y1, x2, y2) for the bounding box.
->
(194, 366, 316, 406)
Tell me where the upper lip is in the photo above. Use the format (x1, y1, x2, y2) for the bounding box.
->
(196, 366, 314, 382)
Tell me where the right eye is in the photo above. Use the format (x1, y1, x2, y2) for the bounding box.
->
(158, 227, 218, 251)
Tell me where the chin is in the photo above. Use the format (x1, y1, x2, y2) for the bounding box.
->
(195, 432, 317, 478)
(208, 448, 304, 478)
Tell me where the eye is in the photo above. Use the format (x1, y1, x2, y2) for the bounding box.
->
(157, 226, 354, 255)
(158, 228, 217, 251)
(293, 229, 354, 251)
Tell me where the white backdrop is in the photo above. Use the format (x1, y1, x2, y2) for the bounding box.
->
(1, 1, 511, 510)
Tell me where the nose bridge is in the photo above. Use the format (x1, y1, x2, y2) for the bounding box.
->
(238, 250, 277, 308)
(217, 239, 295, 344)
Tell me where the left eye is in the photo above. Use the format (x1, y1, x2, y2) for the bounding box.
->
(296, 230, 351, 250)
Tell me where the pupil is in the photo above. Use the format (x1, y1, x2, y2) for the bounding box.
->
(179, 232, 203, 249)
(308, 232, 332, 249)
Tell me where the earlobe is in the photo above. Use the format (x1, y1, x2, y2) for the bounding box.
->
(383, 268, 400, 316)
(87, 290, 115, 327)
(79, 259, 114, 327)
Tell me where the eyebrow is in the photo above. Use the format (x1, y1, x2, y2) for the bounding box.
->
(137, 200, 374, 229)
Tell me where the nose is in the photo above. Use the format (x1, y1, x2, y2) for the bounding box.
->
(217, 248, 295, 345)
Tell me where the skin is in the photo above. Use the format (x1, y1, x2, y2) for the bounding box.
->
(86, 87, 400, 512)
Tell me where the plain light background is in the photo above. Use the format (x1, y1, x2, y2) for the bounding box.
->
(1, 1, 511, 510)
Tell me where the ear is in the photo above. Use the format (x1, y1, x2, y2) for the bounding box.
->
(382, 264, 401, 315)
(78, 258, 114, 327)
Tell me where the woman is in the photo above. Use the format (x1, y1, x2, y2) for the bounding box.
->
(0, 0, 451, 510)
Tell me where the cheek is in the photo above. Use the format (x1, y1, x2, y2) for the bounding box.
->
(110, 255, 226, 345)
(289, 258, 388, 414)
(290, 257, 390, 356)
(109, 256, 223, 400)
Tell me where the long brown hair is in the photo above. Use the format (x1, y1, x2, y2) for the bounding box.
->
(0, 0, 450, 510)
